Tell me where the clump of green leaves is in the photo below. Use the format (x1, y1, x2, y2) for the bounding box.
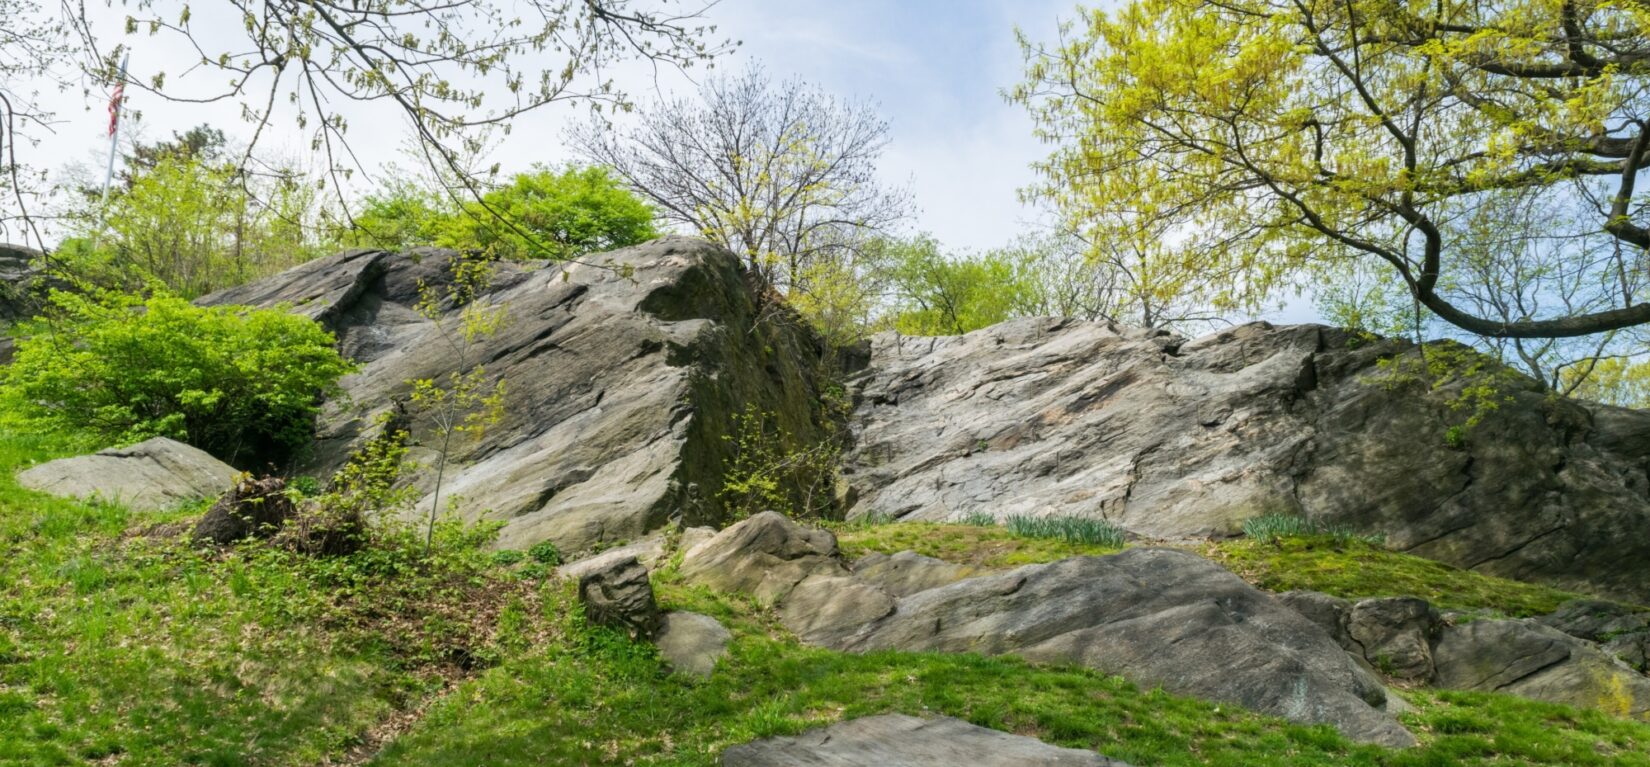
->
(1243, 513, 1382, 545)
(1002, 514, 1127, 547)
(2, 291, 354, 466)
(1367, 342, 1523, 446)
(528, 541, 563, 566)
(719, 404, 841, 520)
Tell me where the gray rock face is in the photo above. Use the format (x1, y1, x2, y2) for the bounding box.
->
(683, 515, 1413, 747)
(656, 611, 732, 678)
(577, 555, 662, 640)
(1346, 598, 1442, 684)
(843, 318, 1650, 603)
(720, 714, 1132, 766)
(1538, 600, 1650, 672)
(1434, 619, 1650, 718)
(1, 243, 45, 363)
(202, 238, 835, 553)
(852, 551, 976, 597)
(17, 437, 237, 512)
(679, 512, 848, 605)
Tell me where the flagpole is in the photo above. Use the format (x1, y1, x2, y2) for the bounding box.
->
(97, 54, 130, 233)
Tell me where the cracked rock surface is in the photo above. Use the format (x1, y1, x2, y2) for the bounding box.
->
(843, 318, 1650, 603)
(684, 513, 1416, 747)
(201, 238, 835, 553)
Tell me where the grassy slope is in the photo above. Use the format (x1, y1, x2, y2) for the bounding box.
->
(4, 428, 1649, 765)
(836, 522, 1591, 617)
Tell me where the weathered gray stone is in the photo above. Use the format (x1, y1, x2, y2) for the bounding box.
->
(555, 535, 668, 582)
(689, 520, 1412, 748)
(1434, 619, 1650, 718)
(656, 611, 731, 678)
(852, 551, 976, 597)
(679, 526, 717, 557)
(679, 512, 848, 605)
(577, 555, 662, 640)
(1538, 600, 1650, 673)
(720, 714, 1132, 766)
(1346, 598, 1442, 684)
(193, 475, 297, 546)
(842, 319, 1650, 603)
(202, 238, 836, 553)
(17, 437, 237, 512)
(1276, 591, 1354, 650)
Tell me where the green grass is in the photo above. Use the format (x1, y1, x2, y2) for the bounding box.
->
(1202, 536, 1590, 617)
(1003, 514, 1128, 547)
(6, 420, 1650, 765)
(832, 521, 1124, 568)
(1244, 513, 1383, 545)
(370, 578, 1650, 767)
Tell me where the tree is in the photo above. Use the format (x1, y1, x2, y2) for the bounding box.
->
(0, 0, 69, 249)
(437, 166, 659, 260)
(881, 236, 1033, 336)
(6, 1, 729, 245)
(1013, 0, 1650, 341)
(571, 66, 911, 292)
(1003, 229, 1230, 330)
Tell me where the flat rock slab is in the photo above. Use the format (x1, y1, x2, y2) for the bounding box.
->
(720, 714, 1131, 766)
(17, 437, 236, 512)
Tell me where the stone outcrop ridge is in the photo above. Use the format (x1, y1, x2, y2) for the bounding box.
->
(201, 238, 835, 552)
(17, 437, 237, 512)
(683, 513, 1417, 747)
(842, 318, 1650, 603)
(1280, 591, 1650, 717)
(720, 714, 1133, 766)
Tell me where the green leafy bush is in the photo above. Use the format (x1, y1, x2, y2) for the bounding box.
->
(1002, 514, 1127, 547)
(528, 541, 563, 566)
(3, 292, 355, 467)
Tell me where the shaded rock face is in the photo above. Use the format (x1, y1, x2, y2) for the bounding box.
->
(1434, 619, 1650, 719)
(1538, 600, 1650, 672)
(842, 318, 1650, 603)
(1, 243, 45, 363)
(720, 714, 1132, 767)
(202, 238, 835, 552)
(17, 437, 237, 512)
(683, 514, 1414, 747)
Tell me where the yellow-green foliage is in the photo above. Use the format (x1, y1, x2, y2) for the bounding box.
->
(3, 291, 354, 467)
(833, 521, 1122, 568)
(1204, 537, 1588, 617)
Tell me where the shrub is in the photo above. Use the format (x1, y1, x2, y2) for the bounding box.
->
(528, 541, 563, 566)
(1002, 514, 1127, 547)
(2, 292, 355, 467)
(1242, 513, 1382, 545)
(492, 550, 526, 566)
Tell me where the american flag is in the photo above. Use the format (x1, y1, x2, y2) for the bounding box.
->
(107, 79, 125, 137)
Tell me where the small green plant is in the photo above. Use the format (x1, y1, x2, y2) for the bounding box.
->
(491, 549, 526, 566)
(3, 291, 355, 466)
(957, 510, 999, 527)
(1002, 514, 1127, 547)
(1242, 513, 1382, 545)
(718, 404, 841, 520)
(528, 541, 563, 566)
(1367, 341, 1521, 445)
(408, 250, 509, 553)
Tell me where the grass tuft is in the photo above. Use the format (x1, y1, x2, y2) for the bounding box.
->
(1243, 513, 1384, 545)
(1004, 514, 1128, 547)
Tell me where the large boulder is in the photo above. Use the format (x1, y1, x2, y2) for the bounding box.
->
(655, 611, 732, 678)
(842, 319, 1650, 603)
(679, 512, 849, 604)
(1, 243, 45, 363)
(577, 555, 663, 640)
(201, 238, 836, 553)
(721, 714, 1132, 766)
(17, 437, 237, 512)
(1538, 600, 1650, 672)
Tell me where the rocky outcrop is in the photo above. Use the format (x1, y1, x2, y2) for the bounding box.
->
(192, 475, 298, 545)
(720, 714, 1132, 766)
(1538, 600, 1650, 672)
(17, 437, 237, 512)
(1, 243, 45, 363)
(842, 319, 1650, 603)
(202, 238, 836, 552)
(682, 514, 1414, 747)
(1278, 589, 1650, 718)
